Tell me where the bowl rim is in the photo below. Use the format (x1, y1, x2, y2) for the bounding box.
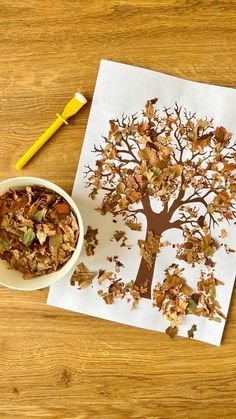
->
(0, 176, 84, 290)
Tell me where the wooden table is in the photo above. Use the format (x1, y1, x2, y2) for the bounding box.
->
(0, 1, 235, 418)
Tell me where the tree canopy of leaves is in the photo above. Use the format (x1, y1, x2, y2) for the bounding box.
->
(85, 98, 236, 247)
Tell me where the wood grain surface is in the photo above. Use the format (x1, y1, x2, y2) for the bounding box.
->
(0, 1, 236, 418)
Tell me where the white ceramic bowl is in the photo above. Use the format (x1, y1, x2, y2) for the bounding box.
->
(0, 177, 84, 291)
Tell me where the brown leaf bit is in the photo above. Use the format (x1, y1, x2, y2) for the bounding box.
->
(187, 324, 197, 339)
(220, 229, 227, 238)
(111, 230, 130, 248)
(108, 279, 127, 300)
(54, 203, 71, 215)
(98, 270, 115, 284)
(143, 98, 158, 119)
(84, 226, 98, 256)
(125, 221, 142, 231)
(98, 278, 125, 305)
(103, 294, 113, 304)
(129, 284, 142, 309)
(112, 230, 126, 242)
(107, 255, 124, 272)
(0, 186, 79, 279)
(165, 325, 178, 340)
(138, 231, 161, 268)
(71, 262, 97, 289)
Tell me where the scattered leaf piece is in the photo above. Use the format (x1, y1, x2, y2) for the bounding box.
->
(103, 294, 113, 304)
(106, 255, 124, 272)
(84, 226, 98, 256)
(98, 271, 114, 284)
(112, 230, 126, 242)
(187, 324, 197, 339)
(220, 229, 227, 238)
(125, 221, 142, 231)
(138, 230, 160, 268)
(165, 326, 178, 340)
(71, 262, 97, 289)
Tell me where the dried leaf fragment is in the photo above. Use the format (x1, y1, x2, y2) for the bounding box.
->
(187, 324, 197, 339)
(22, 228, 35, 246)
(112, 230, 126, 242)
(165, 325, 178, 340)
(125, 221, 142, 231)
(111, 230, 130, 247)
(98, 271, 114, 284)
(54, 203, 71, 214)
(106, 255, 124, 272)
(33, 208, 47, 222)
(71, 262, 97, 289)
(103, 294, 113, 304)
(220, 229, 227, 238)
(84, 226, 98, 256)
(138, 230, 160, 268)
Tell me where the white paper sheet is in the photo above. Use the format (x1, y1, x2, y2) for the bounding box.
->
(47, 60, 236, 345)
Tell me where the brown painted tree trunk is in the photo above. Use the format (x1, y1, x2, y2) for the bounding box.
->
(134, 227, 157, 299)
(134, 196, 173, 299)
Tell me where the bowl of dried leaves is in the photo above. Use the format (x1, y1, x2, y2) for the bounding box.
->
(0, 177, 84, 290)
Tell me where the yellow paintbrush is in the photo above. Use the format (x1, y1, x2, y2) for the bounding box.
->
(15, 92, 87, 170)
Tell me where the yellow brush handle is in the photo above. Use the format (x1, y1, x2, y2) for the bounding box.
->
(15, 114, 68, 170)
(15, 93, 87, 170)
